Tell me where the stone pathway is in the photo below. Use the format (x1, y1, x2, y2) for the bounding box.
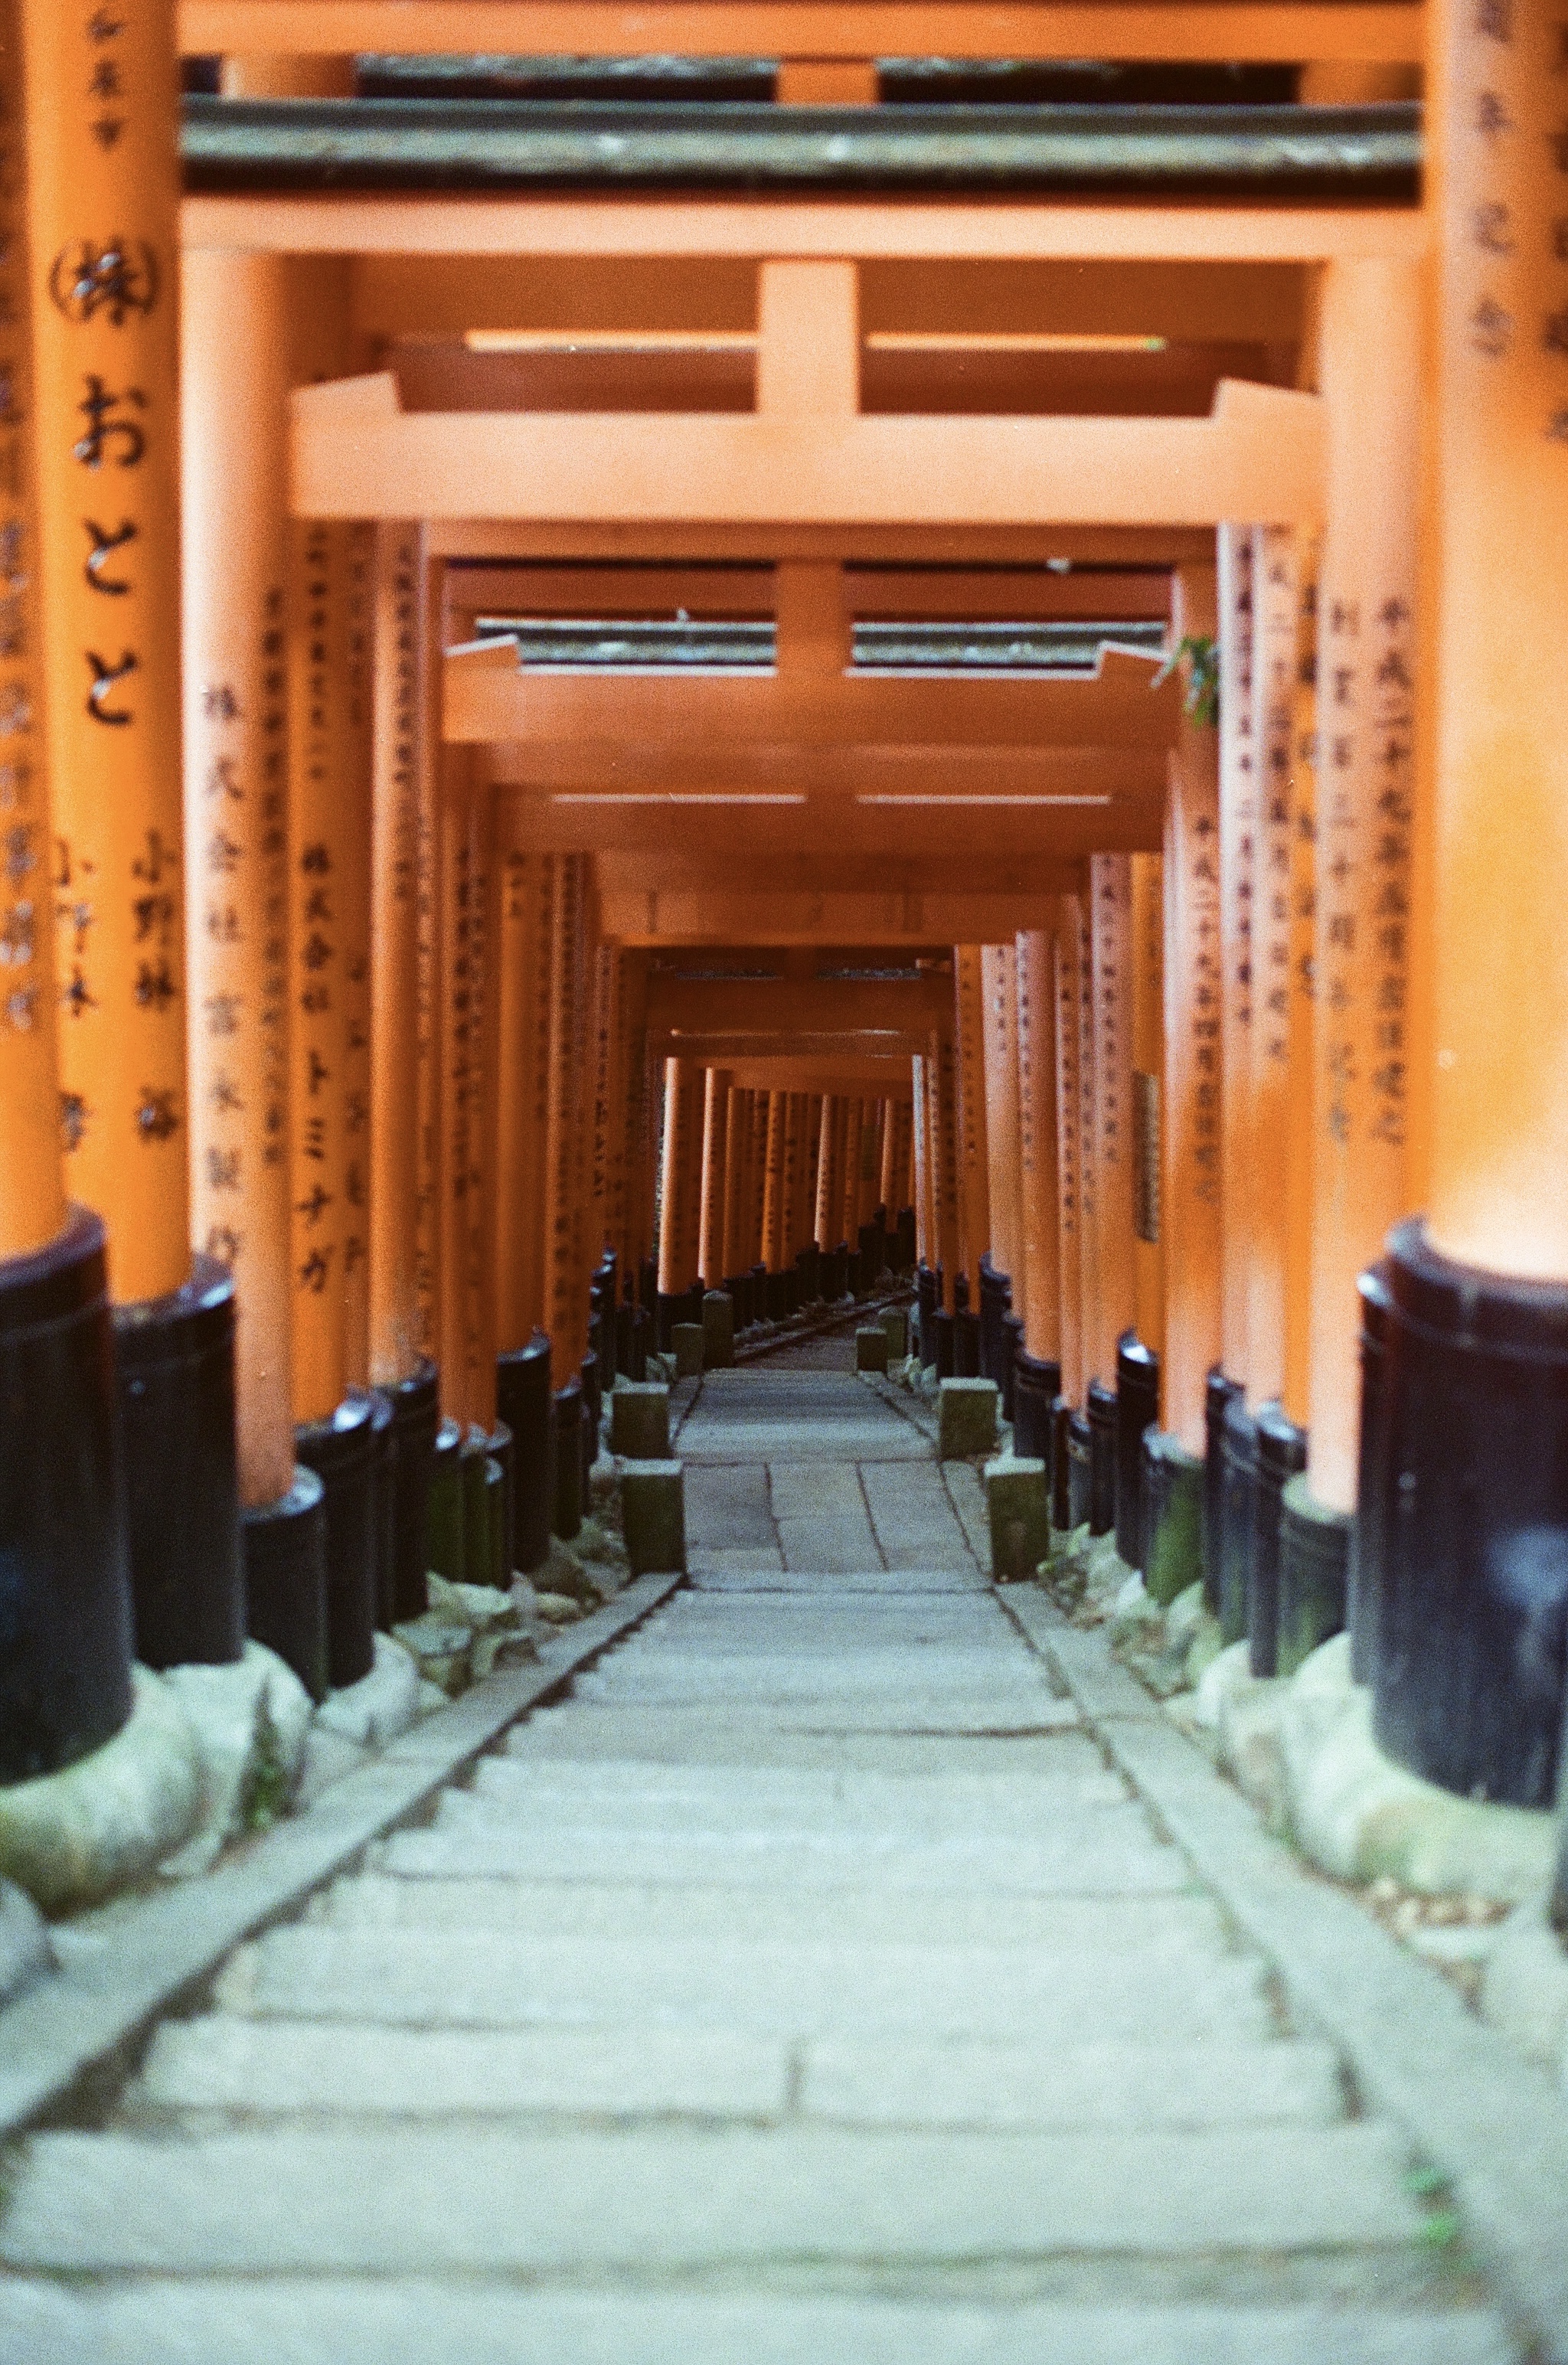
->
(0, 1339, 1521, 2360)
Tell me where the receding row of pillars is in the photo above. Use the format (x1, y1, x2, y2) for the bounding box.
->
(2, 0, 1568, 1832)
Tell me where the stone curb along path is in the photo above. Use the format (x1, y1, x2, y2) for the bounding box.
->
(0, 1573, 682, 2144)
(995, 1584, 1568, 2365)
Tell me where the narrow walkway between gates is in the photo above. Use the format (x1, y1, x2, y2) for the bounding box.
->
(0, 1347, 1514, 2363)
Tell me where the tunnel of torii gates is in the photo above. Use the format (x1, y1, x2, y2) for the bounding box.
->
(0, 0, 1564, 1828)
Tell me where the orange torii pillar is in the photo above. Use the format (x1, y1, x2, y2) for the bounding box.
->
(717, 1082, 753, 1324)
(544, 854, 595, 1534)
(1013, 928, 1062, 1466)
(286, 520, 384, 1696)
(882, 1094, 914, 1271)
(0, 23, 136, 1783)
(1119, 851, 1166, 1570)
(803, 1089, 825, 1294)
(839, 1096, 863, 1270)
(697, 1065, 730, 1291)
(1361, 14, 1568, 1814)
(181, 239, 325, 1694)
(742, 1085, 769, 1291)
(24, 0, 244, 1685)
(911, 1056, 936, 1355)
(927, 1027, 962, 1367)
(492, 837, 555, 1575)
(1087, 855, 1142, 1547)
(1053, 897, 1089, 1526)
(658, 1053, 704, 1349)
(815, 1091, 841, 1255)
(1293, 259, 1421, 1704)
(364, 522, 443, 1622)
(980, 944, 1023, 1397)
(781, 1089, 810, 1302)
(760, 1086, 792, 1317)
(952, 948, 990, 1368)
(1282, 544, 1321, 1470)
(1143, 570, 1222, 1605)
(617, 952, 655, 1312)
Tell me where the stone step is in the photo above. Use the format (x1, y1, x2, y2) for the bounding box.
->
(134, 2017, 1343, 2135)
(689, 1563, 988, 1592)
(500, 1707, 1084, 1766)
(573, 1656, 1061, 1704)
(223, 1926, 1272, 2040)
(377, 1814, 1187, 1893)
(325, 1873, 1231, 1953)
(465, 1753, 1129, 1827)
(0, 2285, 1515, 2365)
(0, 2123, 1427, 2275)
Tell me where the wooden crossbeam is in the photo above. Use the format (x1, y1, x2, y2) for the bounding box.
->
(446, 563, 1170, 627)
(179, 2, 1423, 66)
(603, 884, 1076, 944)
(296, 371, 1323, 524)
(447, 642, 1178, 750)
(647, 972, 949, 1034)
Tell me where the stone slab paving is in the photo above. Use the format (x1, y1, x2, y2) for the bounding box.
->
(0, 1347, 1521, 2362)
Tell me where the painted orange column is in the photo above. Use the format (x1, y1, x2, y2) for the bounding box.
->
(467, 784, 501, 1426)
(180, 248, 292, 1502)
(953, 947, 991, 1290)
(545, 856, 591, 1369)
(337, 526, 374, 1391)
(720, 1084, 750, 1280)
(781, 1090, 808, 1266)
(288, 522, 352, 1426)
(805, 1092, 823, 1236)
(1129, 854, 1166, 1362)
(744, 1086, 769, 1270)
(856, 1097, 884, 1233)
(587, 939, 619, 1277)
(1073, 894, 1099, 1390)
(365, 523, 426, 1388)
(886, 1097, 914, 1223)
(928, 1030, 961, 1308)
(878, 1089, 899, 1216)
(657, 1055, 701, 1296)
(980, 946, 1022, 1292)
(1216, 521, 1258, 1392)
(0, 30, 65, 1263)
(1054, 898, 1086, 1410)
(1307, 260, 1421, 1507)
(1163, 567, 1224, 1456)
(492, 838, 553, 1352)
(413, 556, 443, 1369)
(619, 955, 652, 1285)
(1246, 526, 1302, 1411)
(760, 1088, 788, 1272)
(814, 1093, 838, 1250)
(25, 0, 188, 1304)
(1015, 931, 1060, 1363)
(434, 750, 475, 1422)
(1088, 854, 1138, 1387)
(1282, 547, 1321, 1433)
(697, 1065, 730, 1288)
(840, 1096, 864, 1249)
(910, 1060, 930, 1266)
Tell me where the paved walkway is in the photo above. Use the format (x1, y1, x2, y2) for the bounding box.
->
(0, 1338, 1520, 2361)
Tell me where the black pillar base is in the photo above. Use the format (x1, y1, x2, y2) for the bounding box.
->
(498, 1332, 552, 1575)
(294, 1393, 379, 1692)
(1351, 1263, 1393, 1686)
(639, 1256, 657, 1312)
(242, 1465, 328, 1704)
(1249, 1403, 1308, 1677)
(552, 1377, 584, 1540)
(1374, 1217, 1568, 1808)
(978, 1255, 1010, 1383)
(1013, 1349, 1060, 1467)
(766, 1270, 790, 1321)
(953, 1307, 982, 1378)
(933, 1306, 956, 1378)
(1277, 1477, 1350, 1679)
(115, 1250, 243, 1671)
(1066, 1407, 1093, 1531)
(580, 1353, 599, 1492)
(0, 1206, 134, 1781)
(1142, 1429, 1206, 1607)
(1204, 1367, 1245, 1618)
(1000, 1311, 1025, 1424)
(381, 1357, 439, 1626)
(1114, 1333, 1161, 1573)
(1218, 1392, 1259, 1648)
(460, 1423, 493, 1589)
(916, 1263, 939, 1365)
(1086, 1379, 1117, 1537)
(427, 1413, 466, 1582)
(365, 1389, 395, 1632)
(1050, 1396, 1073, 1529)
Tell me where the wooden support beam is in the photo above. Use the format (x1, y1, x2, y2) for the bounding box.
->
(600, 887, 1079, 947)
(295, 372, 1325, 527)
(188, 194, 1427, 267)
(483, 740, 1166, 805)
(179, 4, 1425, 68)
(446, 642, 1178, 750)
(446, 563, 1171, 629)
(647, 972, 948, 1037)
